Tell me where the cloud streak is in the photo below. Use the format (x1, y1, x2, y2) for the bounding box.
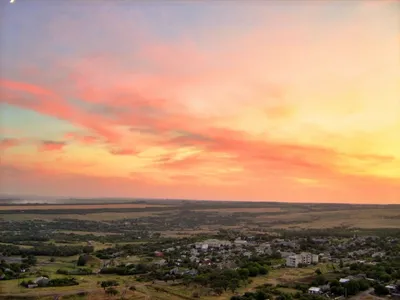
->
(38, 141, 67, 152)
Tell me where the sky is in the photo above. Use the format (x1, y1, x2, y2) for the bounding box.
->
(0, 0, 399, 204)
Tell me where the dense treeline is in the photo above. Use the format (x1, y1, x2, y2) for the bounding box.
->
(20, 277, 79, 288)
(100, 263, 150, 275)
(0, 243, 92, 257)
(0, 206, 176, 215)
(344, 258, 400, 282)
(57, 267, 93, 275)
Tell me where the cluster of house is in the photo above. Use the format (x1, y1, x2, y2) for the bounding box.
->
(147, 235, 398, 276)
(308, 278, 400, 297)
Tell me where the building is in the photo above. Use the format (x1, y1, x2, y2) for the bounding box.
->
(33, 276, 49, 287)
(234, 238, 247, 246)
(286, 255, 300, 267)
(286, 252, 319, 267)
(308, 287, 322, 294)
(386, 285, 398, 294)
(154, 259, 166, 267)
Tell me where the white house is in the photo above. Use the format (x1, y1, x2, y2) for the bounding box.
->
(201, 244, 209, 251)
(308, 287, 322, 294)
(234, 238, 247, 246)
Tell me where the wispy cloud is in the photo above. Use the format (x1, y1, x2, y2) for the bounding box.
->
(38, 140, 67, 152)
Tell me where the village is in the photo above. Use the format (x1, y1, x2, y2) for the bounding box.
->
(2, 232, 397, 299)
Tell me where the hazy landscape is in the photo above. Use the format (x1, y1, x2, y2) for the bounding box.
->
(0, 199, 399, 299)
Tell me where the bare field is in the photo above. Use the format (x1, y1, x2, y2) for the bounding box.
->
(195, 207, 283, 213)
(0, 204, 168, 210)
(0, 211, 174, 221)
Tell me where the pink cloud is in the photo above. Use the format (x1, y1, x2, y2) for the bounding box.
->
(64, 132, 101, 145)
(109, 148, 138, 156)
(38, 141, 67, 152)
(0, 138, 20, 150)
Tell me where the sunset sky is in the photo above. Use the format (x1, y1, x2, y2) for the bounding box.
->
(0, 0, 399, 203)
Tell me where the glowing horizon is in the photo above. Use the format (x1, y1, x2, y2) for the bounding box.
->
(0, 1, 399, 204)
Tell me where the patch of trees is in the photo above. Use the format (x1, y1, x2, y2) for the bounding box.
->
(374, 284, 389, 296)
(100, 280, 119, 289)
(231, 291, 270, 300)
(238, 262, 268, 277)
(100, 263, 150, 276)
(0, 255, 37, 280)
(0, 243, 91, 257)
(47, 277, 79, 287)
(57, 267, 92, 275)
(20, 277, 78, 288)
(329, 279, 370, 296)
(185, 268, 251, 294)
(345, 259, 400, 283)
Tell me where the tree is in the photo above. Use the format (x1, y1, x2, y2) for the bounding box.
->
(315, 268, 322, 275)
(374, 284, 389, 296)
(77, 255, 89, 267)
(105, 287, 119, 296)
(217, 279, 230, 291)
(229, 279, 240, 293)
(238, 268, 250, 280)
(255, 291, 268, 300)
(101, 280, 119, 290)
(330, 280, 340, 287)
(213, 287, 224, 296)
(314, 275, 326, 286)
(358, 280, 370, 291)
(248, 266, 259, 277)
(344, 281, 360, 296)
(339, 259, 344, 269)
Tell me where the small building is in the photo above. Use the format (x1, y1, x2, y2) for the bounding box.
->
(33, 276, 49, 287)
(154, 259, 166, 267)
(154, 251, 164, 257)
(339, 278, 350, 284)
(308, 287, 322, 294)
(386, 285, 397, 294)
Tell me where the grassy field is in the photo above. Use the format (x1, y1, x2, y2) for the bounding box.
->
(1, 201, 399, 228)
(255, 207, 400, 229)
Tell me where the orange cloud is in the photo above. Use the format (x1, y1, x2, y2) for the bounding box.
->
(64, 132, 101, 145)
(109, 148, 138, 156)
